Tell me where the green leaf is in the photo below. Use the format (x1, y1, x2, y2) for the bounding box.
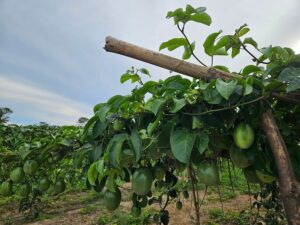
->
(203, 88, 223, 104)
(120, 73, 140, 84)
(95, 159, 105, 176)
(92, 120, 107, 138)
(215, 78, 237, 100)
(277, 67, 300, 92)
(107, 95, 129, 109)
(170, 128, 197, 163)
(139, 68, 150, 76)
(87, 162, 97, 186)
(238, 27, 250, 37)
(196, 132, 209, 155)
(213, 65, 230, 73)
(107, 134, 128, 168)
(190, 13, 212, 26)
(231, 47, 240, 58)
(243, 37, 258, 48)
(144, 98, 167, 115)
(130, 129, 142, 162)
(243, 83, 253, 96)
(159, 38, 187, 51)
(170, 98, 186, 113)
(107, 172, 117, 192)
(203, 31, 228, 56)
(95, 104, 111, 122)
(182, 42, 195, 60)
(242, 65, 262, 75)
(147, 112, 163, 136)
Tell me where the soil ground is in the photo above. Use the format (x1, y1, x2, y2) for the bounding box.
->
(0, 186, 256, 225)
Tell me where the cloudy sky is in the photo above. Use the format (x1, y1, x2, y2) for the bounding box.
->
(1, 0, 300, 125)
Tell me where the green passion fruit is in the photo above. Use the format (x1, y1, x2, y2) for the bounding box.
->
(131, 205, 142, 217)
(18, 183, 31, 197)
(176, 201, 183, 210)
(104, 188, 121, 211)
(53, 180, 66, 194)
(132, 168, 154, 196)
(154, 163, 165, 180)
(197, 161, 220, 186)
(0, 180, 13, 196)
(233, 123, 255, 149)
(23, 160, 38, 176)
(38, 177, 50, 192)
(10, 167, 25, 183)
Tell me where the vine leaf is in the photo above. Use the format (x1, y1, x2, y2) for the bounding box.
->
(170, 98, 186, 113)
(159, 38, 188, 51)
(277, 67, 300, 92)
(120, 73, 140, 84)
(87, 162, 97, 186)
(215, 78, 237, 100)
(203, 31, 228, 56)
(196, 132, 209, 155)
(145, 98, 167, 115)
(130, 129, 142, 162)
(170, 128, 197, 163)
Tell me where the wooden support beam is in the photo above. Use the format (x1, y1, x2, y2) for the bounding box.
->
(261, 111, 300, 225)
(104, 36, 300, 104)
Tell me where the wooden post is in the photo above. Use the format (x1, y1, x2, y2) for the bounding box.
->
(261, 111, 300, 225)
(104, 36, 300, 224)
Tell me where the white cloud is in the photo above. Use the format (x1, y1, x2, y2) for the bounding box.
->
(0, 75, 91, 125)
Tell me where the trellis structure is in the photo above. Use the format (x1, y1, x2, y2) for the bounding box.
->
(104, 36, 300, 225)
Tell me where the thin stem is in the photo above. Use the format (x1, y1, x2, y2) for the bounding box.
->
(182, 95, 266, 116)
(188, 164, 201, 225)
(177, 23, 207, 67)
(241, 43, 270, 65)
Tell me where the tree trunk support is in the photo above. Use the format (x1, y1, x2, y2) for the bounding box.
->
(261, 111, 300, 225)
(104, 36, 300, 224)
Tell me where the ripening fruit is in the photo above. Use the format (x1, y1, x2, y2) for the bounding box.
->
(38, 177, 50, 192)
(154, 163, 165, 180)
(233, 123, 254, 149)
(131, 205, 141, 217)
(18, 183, 31, 197)
(104, 188, 121, 211)
(10, 167, 25, 183)
(0, 180, 13, 196)
(176, 201, 183, 210)
(197, 161, 220, 186)
(132, 168, 154, 196)
(23, 160, 38, 176)
(53, 180, 66, 194)
(183, 190, 189, 199)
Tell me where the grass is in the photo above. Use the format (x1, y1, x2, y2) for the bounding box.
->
(205, 208, 251, 225)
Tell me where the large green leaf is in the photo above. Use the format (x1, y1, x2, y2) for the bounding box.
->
(87, 162, 97, 186)
(203, 31, 228, 56)
(130, 129, 142, 162)
(277, 67, 300, 92)
(170, 98, 186, 113)
(215, 78, 237, 100)
(170, 128, 197, 163)
(190, 13, 212, 25)
(159, 38, 188, 51)
(144, 98, 167, 115)
(120, 73, 140, 84)
(196, 132, 209, 155)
